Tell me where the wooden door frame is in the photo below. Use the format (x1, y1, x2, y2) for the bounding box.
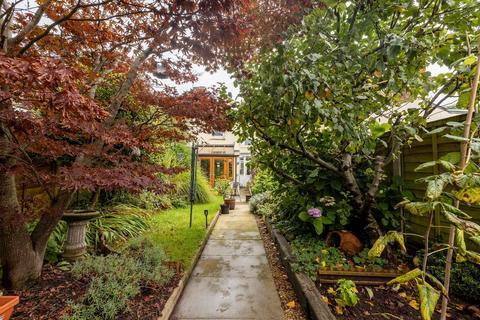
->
(198, 156, 235, 187)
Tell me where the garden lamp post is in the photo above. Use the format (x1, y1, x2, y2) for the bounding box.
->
(189, 143, 198, 228)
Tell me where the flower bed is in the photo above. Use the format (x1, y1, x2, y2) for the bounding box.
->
(262, 217, 479, 320)
(2, 257, 181, 320)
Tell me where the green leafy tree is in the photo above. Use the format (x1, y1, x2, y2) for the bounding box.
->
(234, 0, 480, 241)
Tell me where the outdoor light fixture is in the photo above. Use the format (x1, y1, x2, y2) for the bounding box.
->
(204, 209, 209, 228)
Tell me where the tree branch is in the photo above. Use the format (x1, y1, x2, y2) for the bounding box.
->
(260, 160, 303, 185)
(250, 117, 340, 174)
(8, 0, 52, 46)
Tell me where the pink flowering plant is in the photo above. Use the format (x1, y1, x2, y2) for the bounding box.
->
(297, 195, 344, 235)
(299, 205, 335, 235)
(308, 207, 322, 218)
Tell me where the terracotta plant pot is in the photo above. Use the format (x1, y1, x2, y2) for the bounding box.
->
(325, 230, 363, 256)
(0, 296, 20, 320)
(224, 198, 236, 210)
(220, 204, 230, 214)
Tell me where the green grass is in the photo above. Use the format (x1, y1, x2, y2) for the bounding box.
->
(144, 195, 223, 268)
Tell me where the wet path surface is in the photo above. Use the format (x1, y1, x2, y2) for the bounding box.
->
(172, 203, 283, 320)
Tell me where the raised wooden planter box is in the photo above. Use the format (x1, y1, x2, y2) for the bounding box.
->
(0, 296, 20, 320)
(264, 219, 336, 320)
(317, 269, 403, 286)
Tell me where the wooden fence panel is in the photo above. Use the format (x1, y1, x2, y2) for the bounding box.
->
(399, 114, 480, 250)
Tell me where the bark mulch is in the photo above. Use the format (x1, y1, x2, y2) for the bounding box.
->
(317, 277, 480, 320)
(0, 265, 181, 320)
(256, 216, 307, 320)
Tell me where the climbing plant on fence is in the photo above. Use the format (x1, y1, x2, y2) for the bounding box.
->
(234, 1, 480, 242)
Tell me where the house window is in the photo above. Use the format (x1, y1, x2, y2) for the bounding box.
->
(212, 130, 224, 137)
(239, 157, 245, 175)
(245, 156, 251, 175)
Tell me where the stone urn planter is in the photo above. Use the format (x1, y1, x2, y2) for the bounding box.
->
(0, 296, 19, 320)
(61, 210, 100, 261)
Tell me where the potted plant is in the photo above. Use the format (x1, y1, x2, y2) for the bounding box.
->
(245, 181, 252, 202)
(215, 179, 235, 211)
(0, 296, 20, 320)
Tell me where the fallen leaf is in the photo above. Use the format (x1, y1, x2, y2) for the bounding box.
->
(399, 292, 407, 298)
(327, 287, 335, 294)
(335, 306, 344, 315)
(409, 299, 420, 310)
(320, 295, 330, 305)
(286, 300, 296, 309)
(366, 301, 374, 307)
(365, 287, 374, 300)
(454, 303, 465, 311)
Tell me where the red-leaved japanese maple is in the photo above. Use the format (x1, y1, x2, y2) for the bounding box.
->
(0, 0, 311, 289)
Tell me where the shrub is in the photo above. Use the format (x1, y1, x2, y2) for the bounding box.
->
(214, 178, 232, 198)
(107, 191, 172, 210)
(65, 238, 173, 319)
(249, 192, 272, 215)
(426, 251, 480, 305)
(251, 169, 279, 195)
(172, 170, 214, 204)
(335, 279, 359, 308)
(86, 205, 151, 251)
(44, 205, 152, 263)
(44, 221, 67, 264)
(66, 276, 139, 320)
(290, 235, 389, 281)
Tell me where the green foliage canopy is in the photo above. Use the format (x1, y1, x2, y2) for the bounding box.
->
(234, 0, 480, 238)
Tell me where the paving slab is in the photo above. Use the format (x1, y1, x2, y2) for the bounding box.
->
(172, 203, 283, 320)
(214, 219, 258, 231)
(193, 255, 270, 278)
(172, 277, 282, 319)
(210, 229, 261, 240)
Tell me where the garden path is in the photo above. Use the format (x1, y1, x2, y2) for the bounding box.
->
(172, 202, 283, 319)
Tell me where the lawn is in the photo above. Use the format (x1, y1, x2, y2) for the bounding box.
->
(145, 195, 223, 268)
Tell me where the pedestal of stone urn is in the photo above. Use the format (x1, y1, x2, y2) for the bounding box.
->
(61, 210, 100, 261)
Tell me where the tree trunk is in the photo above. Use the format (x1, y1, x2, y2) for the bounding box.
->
(341, 153, 384, 242)
(0, 171, 43, 289)
(0, 147, 72, 289)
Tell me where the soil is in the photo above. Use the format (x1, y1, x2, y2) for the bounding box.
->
(257, 218, 480, 320)
(0, 264, 181, 320)
(256, 216, 307, 320)
(317, 278, 480, 320)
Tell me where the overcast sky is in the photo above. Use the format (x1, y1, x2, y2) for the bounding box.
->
(160, 64, 240, 98)
(160, 62, 451, 105)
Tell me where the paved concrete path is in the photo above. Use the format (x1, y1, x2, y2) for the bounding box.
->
(172, 203, 283, 320)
